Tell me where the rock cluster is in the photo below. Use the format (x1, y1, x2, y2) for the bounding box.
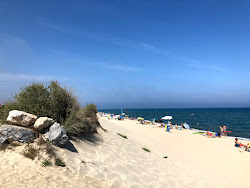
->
(34, 117, 55, 131)
(7, 110, 37, 126)
(0, 110, 68, 148)
(0, 124, 35, 142)
(43, 123, 68, 147)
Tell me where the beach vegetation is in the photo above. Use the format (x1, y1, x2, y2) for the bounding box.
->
(117, 133, 128, 139)
(64, 103, 100, 136)
(9, 141, 21, 147)
(42, 141, 55, 158)
(142, 147, 150, 152)
(41, 159, 53, 167)
(0, 81, 79, 124)
(36, 137, 47, 146)
(55, 158, 66, 167)
(21, 144, 39, 160)
(0, 81, 100, 136)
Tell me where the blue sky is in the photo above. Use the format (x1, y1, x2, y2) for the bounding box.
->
(0, 0, 249, 109)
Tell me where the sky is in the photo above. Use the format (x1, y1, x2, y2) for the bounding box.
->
(0, 0, 249, 109)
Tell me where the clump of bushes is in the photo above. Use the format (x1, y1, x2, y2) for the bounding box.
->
(0, 80, 100, 136)
(0, 81, 79, 124)
(64, 103, 100, 136)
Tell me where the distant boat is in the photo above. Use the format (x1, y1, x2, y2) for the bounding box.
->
(190, 113, 194, 116)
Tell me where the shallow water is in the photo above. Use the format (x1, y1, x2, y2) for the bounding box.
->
(99, 108, 250, 139)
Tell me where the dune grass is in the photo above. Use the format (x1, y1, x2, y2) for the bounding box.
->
(41, 159, 53, 167)
(55, 158, 66, 167)
(142, 147, 150, 152)
(117, 133, 128, 139)
(21, 144, 39, 160)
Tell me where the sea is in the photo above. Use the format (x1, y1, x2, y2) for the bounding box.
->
(99, 108, 250, 139)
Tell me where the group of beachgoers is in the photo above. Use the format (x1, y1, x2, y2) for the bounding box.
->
(235, 138, 250, 151)
(205, 125, 228, 138)
(99, 112, 250, 152)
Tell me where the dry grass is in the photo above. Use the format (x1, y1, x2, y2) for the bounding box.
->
(36, 136, 47, 146)
(21, 144, 39, 160)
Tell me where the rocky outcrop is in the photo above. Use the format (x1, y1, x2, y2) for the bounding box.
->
(43, 123, 68, 147)
(7, 110, 37, 127)
(34, 117, 55, 131)
(0, 124, 35, 143)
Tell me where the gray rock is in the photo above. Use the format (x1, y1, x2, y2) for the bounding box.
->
(34, 117, 55, 131)
(43, 123, 68, 147)
(0, 124, 35, 143)
(0, 135, 9, 149)
(7, 110, 37, 126)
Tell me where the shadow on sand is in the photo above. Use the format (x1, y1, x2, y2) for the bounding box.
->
(70, 132, 104, 146)
(63, 140, 78, 153)
(64, 129, 105, 152)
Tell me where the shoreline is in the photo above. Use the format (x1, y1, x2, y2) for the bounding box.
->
(99, 109, 250, 140)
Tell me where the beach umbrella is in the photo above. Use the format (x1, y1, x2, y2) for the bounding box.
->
(137, 117, 144, 120)
(183, 123, 190, 130)
(162, 116, 173, 120)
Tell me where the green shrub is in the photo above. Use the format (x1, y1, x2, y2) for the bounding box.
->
(0, 80, 100, 136)
(78, 103, 98, 119)
(117, 133, 128, 139)
(55, 158, 66, 167)
(0, 81, 79, 124)
(41, 159, 52, 167)
(64, 111, 99, 136)
(142, 147, 150, 152)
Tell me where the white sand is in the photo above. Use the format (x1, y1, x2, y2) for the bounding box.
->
(98, 117, 250, 188)
(0, 117, 249, 187)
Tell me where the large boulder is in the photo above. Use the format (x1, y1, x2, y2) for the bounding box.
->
(43, 123, 68, 147)
(7, 110, 37, 126)
(34, 117, 55, 131)
(0, 124, 35, 143)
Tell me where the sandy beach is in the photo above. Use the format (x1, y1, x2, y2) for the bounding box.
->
(0, 117, 249, 188)
(97, 117, 250, 188)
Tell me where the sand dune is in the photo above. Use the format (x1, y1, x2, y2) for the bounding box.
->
(0, 117, 249, 187)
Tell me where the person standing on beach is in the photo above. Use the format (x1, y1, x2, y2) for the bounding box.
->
(223, 125, 228, 136)
(219, 125, 224, 136)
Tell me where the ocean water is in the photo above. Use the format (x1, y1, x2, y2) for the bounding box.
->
(99, 108, 250, 139)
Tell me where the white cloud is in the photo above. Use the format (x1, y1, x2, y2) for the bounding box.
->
(42, 22, 169, 55)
